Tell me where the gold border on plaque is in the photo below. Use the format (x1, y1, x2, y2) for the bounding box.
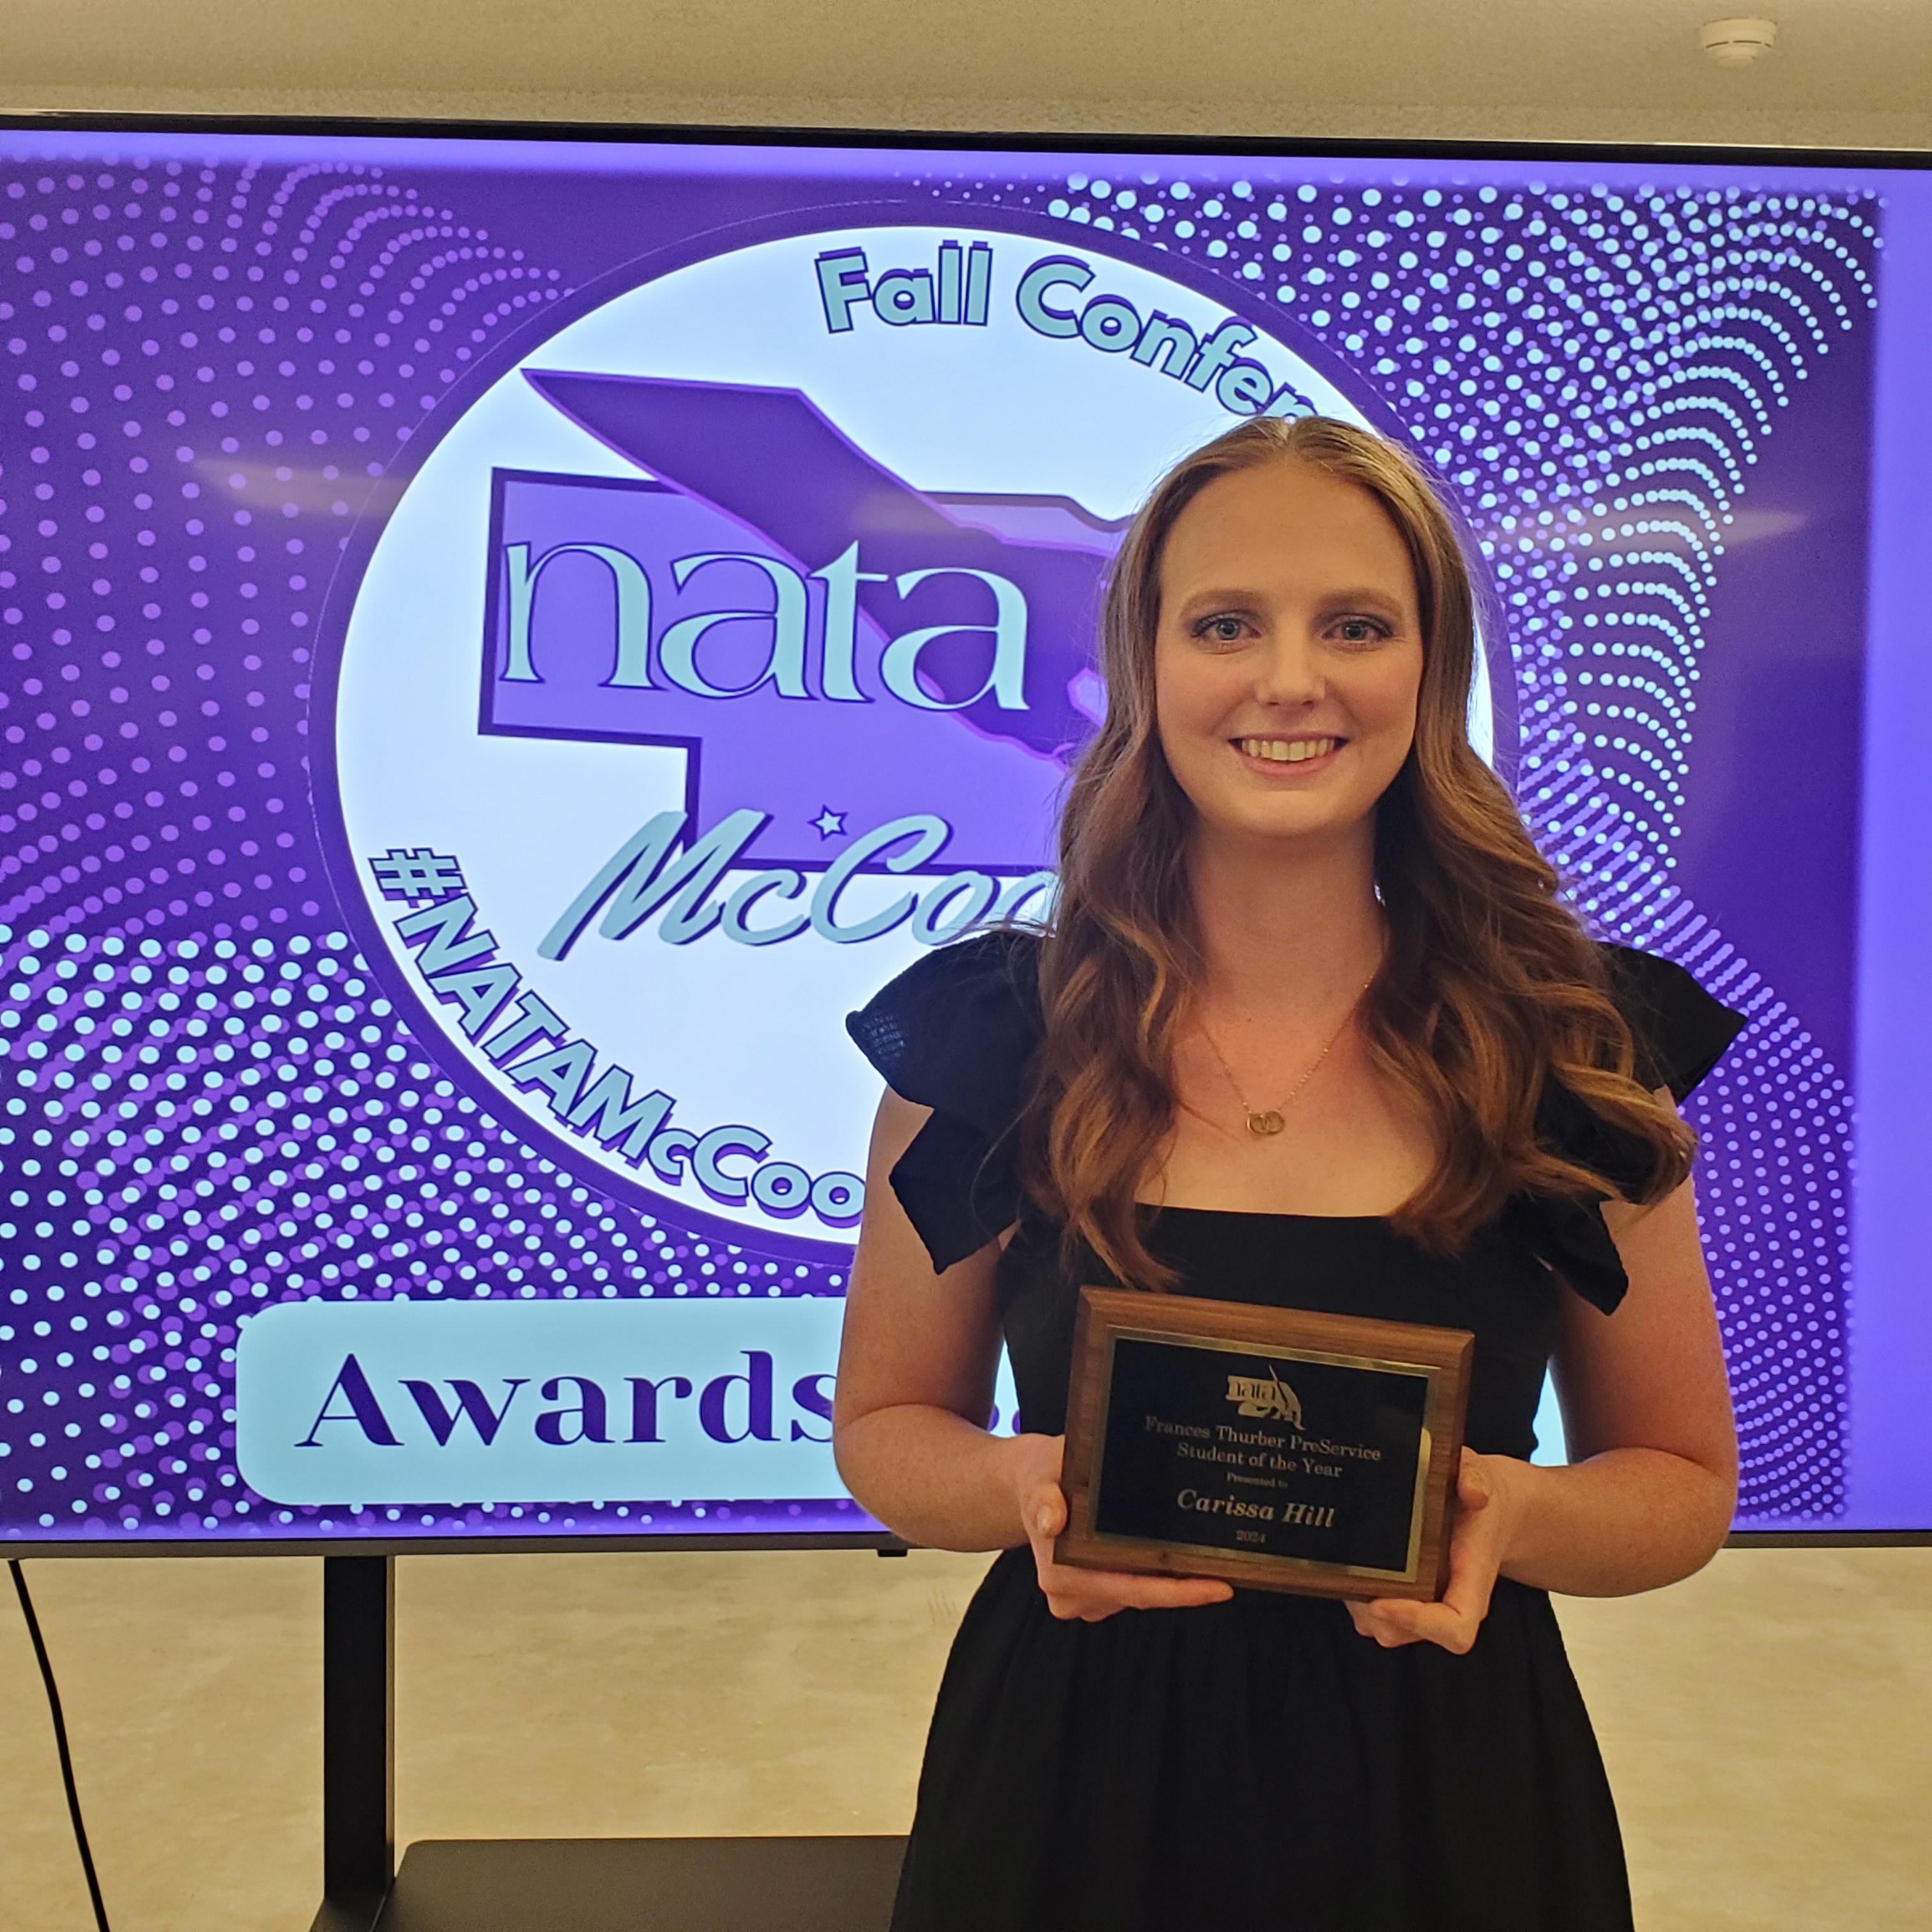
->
(1085, 1326, 1441, 1585)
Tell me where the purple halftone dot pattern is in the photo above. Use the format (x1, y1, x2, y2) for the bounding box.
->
(0, 920, 848, 1542)
(1682, 1040, 1850, 1519)
(0, 156, 850, 1544)
(964, 167, 1876, 1521)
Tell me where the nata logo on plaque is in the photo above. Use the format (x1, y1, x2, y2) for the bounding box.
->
(1226, 1370, 1305, 1427)
(327, 223, 1406, 1238)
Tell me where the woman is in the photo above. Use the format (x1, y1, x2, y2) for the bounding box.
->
(833, 415, 1742, 1932)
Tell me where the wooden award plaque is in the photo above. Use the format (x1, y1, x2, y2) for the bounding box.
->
(1056, 1288, 1475, 1602)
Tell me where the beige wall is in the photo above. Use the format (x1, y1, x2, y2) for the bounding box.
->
(6, 1546, 1932, 1932)
(1, 0, 1928, 151)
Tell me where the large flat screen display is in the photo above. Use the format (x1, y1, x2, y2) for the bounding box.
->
(0, 123, 1926, 1549)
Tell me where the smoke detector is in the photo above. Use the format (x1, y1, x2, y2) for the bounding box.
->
(1699, 18, 1778, 66)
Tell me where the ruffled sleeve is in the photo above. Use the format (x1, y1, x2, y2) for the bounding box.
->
(845, 930, 1042, 1272)
(1598, 943, 1747, 1103)
(1506, 942, 1747, 1314)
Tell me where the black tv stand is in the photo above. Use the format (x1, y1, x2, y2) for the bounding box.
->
(311, 1555, 903, 1931)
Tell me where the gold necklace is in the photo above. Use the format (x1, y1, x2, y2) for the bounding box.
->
(1198, 972, 1376, 1137)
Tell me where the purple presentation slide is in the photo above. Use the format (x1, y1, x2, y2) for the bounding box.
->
(0, 124, 1925, 1549)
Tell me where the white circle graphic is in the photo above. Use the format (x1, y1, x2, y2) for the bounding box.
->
(332, 223, 1439, 1238)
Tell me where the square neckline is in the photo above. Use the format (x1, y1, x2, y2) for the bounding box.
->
(1138, 1201, 1393, 1225)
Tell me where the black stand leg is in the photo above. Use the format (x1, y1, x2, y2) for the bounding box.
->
(311, 1555, 395, 1932)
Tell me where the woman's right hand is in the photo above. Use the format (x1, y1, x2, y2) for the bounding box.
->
(1006, 1432, 1235, 1622)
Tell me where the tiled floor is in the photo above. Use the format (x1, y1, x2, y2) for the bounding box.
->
(1, 1544, 1926, 1929)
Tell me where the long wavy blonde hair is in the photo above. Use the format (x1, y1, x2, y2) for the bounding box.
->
(1022, 414, 1692, 1288)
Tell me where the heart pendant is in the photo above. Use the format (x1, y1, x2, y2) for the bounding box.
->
(1246, 1110, 1285, 1137)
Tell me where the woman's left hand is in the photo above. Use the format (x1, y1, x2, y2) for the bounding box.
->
(1346, 1448, 1524, 1655)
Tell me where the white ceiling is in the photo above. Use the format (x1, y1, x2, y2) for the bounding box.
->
(1, 0, 1927, 151)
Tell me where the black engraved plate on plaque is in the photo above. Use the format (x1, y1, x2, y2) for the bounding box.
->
(1093, 1335, 1430, 1575)
(1057, 1290, 1475, 1601)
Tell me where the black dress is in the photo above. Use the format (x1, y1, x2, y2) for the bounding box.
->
(847, 932, 1744, 1932)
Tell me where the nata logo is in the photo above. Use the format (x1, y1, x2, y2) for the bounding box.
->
(1227, 1368, 1305, 1429)
(326, 222, 1409, 1242)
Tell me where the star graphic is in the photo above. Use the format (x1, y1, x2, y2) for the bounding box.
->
(811, 807, 847, 840)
